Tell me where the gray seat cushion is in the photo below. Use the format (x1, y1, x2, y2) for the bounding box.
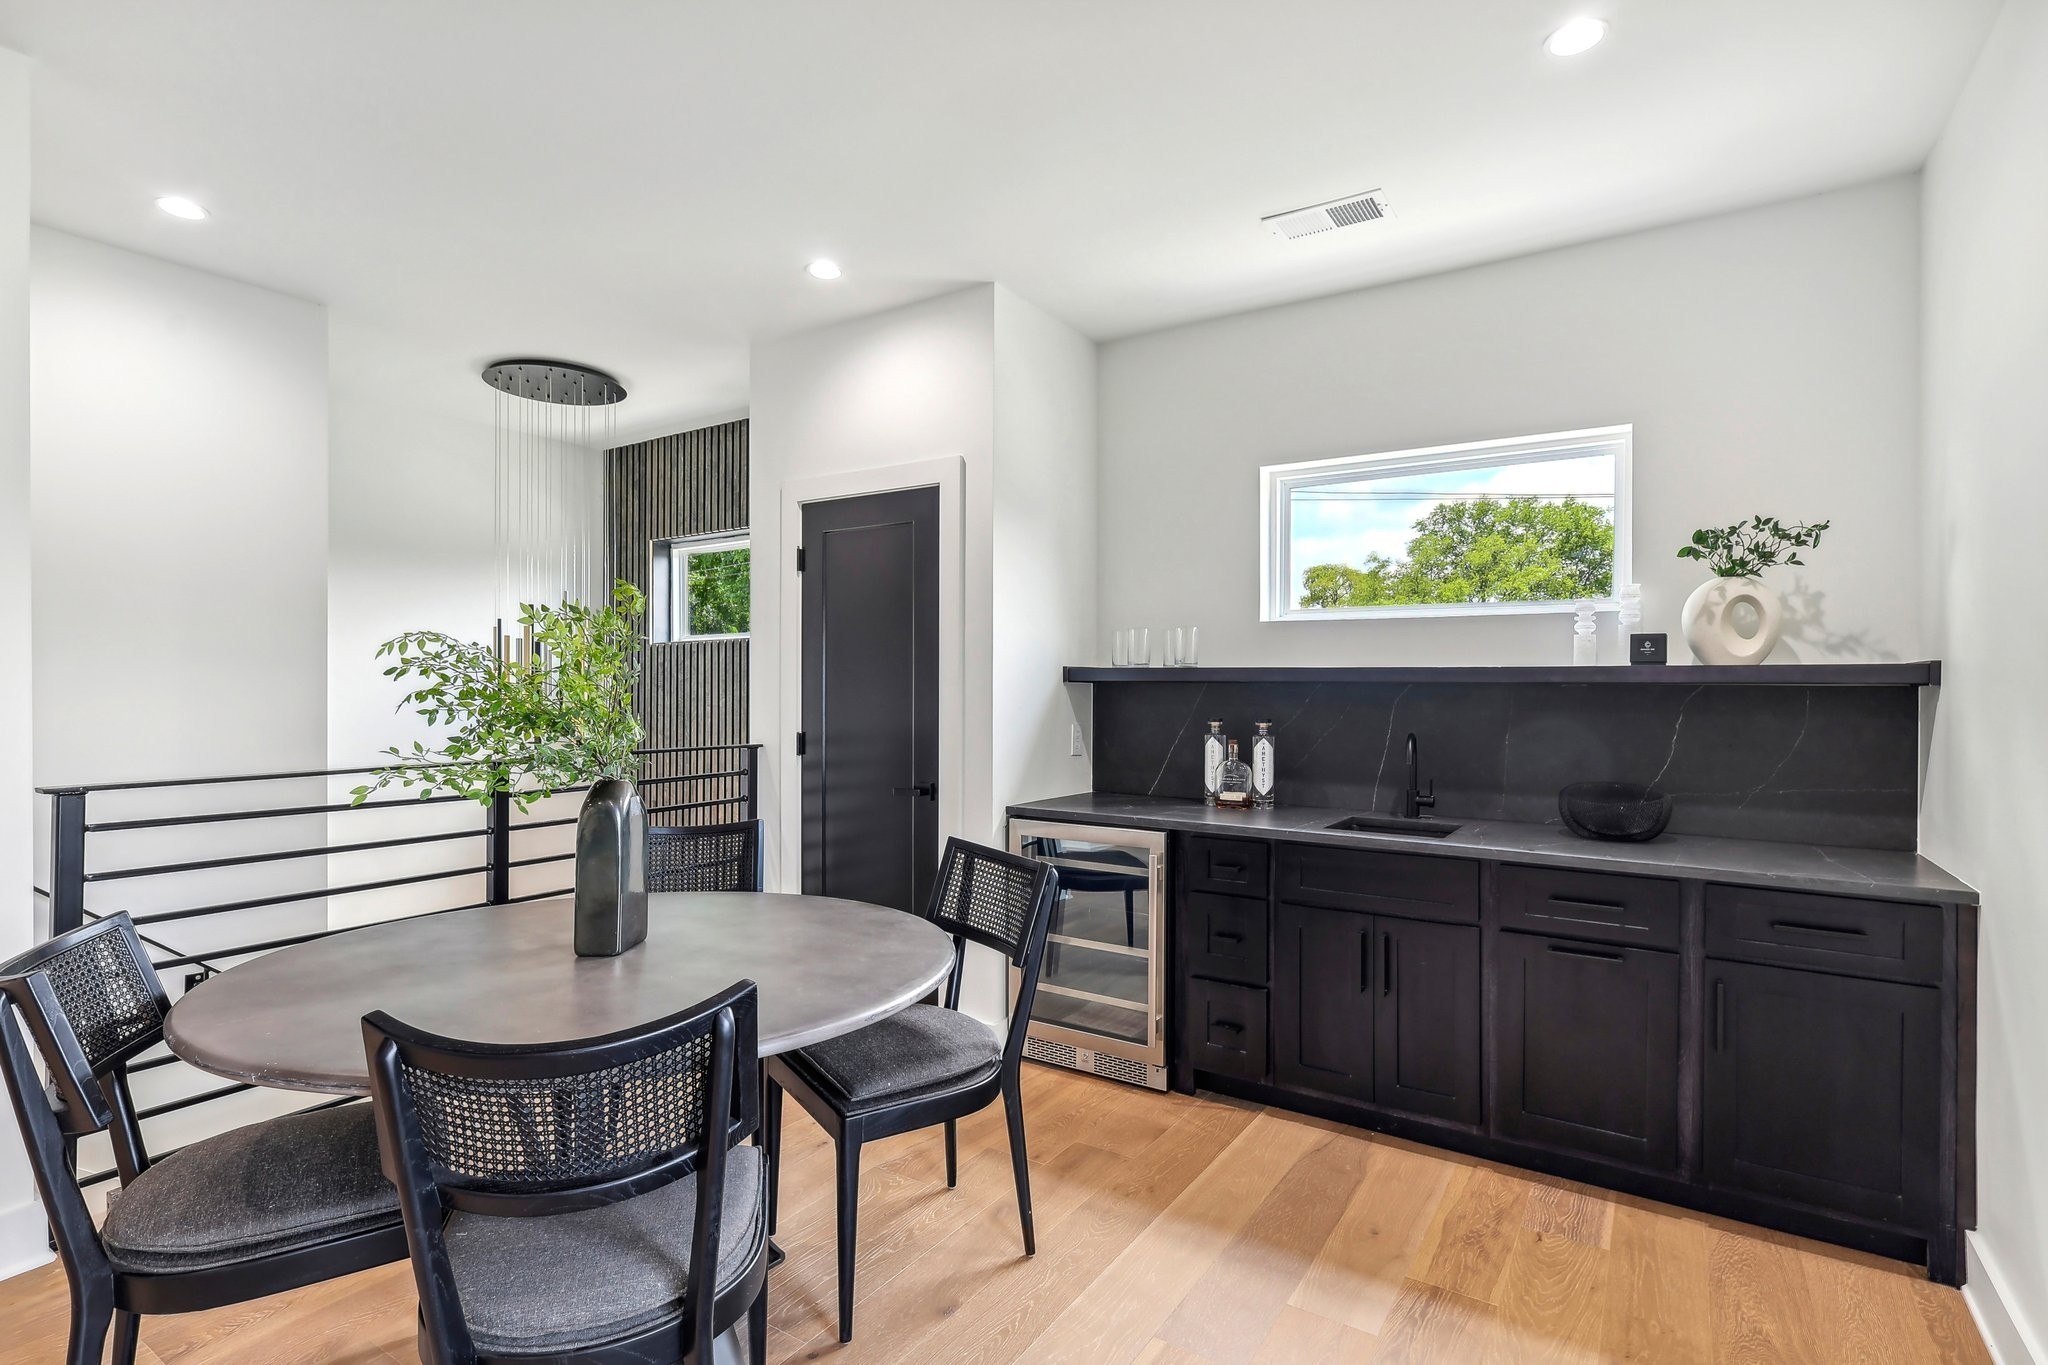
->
(794, 1004, 1001, 1106)
(444, 1145, 767, 1356)
(101, 1102, 399, 1274)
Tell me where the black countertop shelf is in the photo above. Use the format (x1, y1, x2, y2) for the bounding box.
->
(1007, 792, 1978, 906)
(1062, 662, 1941, 687)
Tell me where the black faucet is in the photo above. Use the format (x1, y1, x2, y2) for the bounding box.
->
(1399, 733, 1436, 820)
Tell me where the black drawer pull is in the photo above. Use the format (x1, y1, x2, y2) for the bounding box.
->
(1212, 860, 1246, 874)
(1213, 930, 1244, 944)
(1549, 895, 1628, 916)
(1770, 919, 1869, 939)
(1210, 1019, 1244, 1035)
(1548, 943, 1624, 962)
(1713, 980, 1726, 1050)
(1383, 933, 1395, 997)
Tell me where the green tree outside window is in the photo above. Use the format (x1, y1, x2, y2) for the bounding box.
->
(1300, 496, 1613, 608)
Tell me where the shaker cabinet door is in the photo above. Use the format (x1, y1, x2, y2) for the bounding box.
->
(1497, 932, 1679, 1169)
(1272, 901, 1376, 1103)
(1703, 960, 1940, 1226)
(1373, 917, 1482, 1126)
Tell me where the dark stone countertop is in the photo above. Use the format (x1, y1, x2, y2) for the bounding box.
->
(1006, 792, 1979, 906)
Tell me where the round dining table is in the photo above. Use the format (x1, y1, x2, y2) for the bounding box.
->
(165, 892, 956, 1096)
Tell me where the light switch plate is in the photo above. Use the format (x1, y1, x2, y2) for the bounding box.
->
(1070, 723, 1086, 756)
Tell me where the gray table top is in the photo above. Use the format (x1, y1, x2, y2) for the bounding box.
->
(165, 893, 956, 1096)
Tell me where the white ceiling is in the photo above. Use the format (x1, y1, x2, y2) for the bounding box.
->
(0, 0, 2000, 439)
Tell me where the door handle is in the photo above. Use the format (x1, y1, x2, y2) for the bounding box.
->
(1547, 943, 1624, 962)
(1713, 979, 1726, 1050)
(1382, 932, 1395, 997)
(891, 784, 938, 800)
(1769, 919, 1867, 939)
(1213, 931, 1244, 944)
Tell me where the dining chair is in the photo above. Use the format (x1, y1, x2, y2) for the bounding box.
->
(647, 818, 764, 892)
(362, 978, 770, 1365)
(0, 914, 407, 1365)
(763, 838, 1058, 1342)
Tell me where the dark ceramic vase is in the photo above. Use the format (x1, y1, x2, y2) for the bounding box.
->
(575, 778, 647, 956)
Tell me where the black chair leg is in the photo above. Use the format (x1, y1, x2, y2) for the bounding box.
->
(764, 1077, 783, 1235)
(835, 1135, 862, 1343)
(1002, 1073, 1035, 1256)
(747, 1278, 768, 1365)
(111, 1309, 141, 1365)
(66, 1280, 112, 1365)
(944, 1118, 958, 1188)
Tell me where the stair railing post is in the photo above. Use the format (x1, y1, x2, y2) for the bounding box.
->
(486, 790, 512, 905)
(47, 788, 88, 938)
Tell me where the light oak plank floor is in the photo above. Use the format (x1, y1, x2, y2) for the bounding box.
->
(0, 1065, 1990, 1364)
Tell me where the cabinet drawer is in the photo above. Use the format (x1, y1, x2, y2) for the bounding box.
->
(1705, 885, 1942, 985)
(1278, 843, 1478, 924)
(1181, 978, 1268, 1082)
(1180, 891, 1269, 986)
(1498, 864, 1681, 950)
(1183, 836, 1270, 897)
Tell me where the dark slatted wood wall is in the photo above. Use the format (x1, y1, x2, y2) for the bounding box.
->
(605, 419, 750, 821)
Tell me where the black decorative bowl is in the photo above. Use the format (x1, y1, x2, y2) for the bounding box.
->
(1558, 781, 1672, 842)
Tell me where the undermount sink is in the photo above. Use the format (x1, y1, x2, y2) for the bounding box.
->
(1326, 813, 1463, 838)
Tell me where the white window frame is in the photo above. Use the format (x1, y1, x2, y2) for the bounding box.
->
(1259, 424, 1633, 622)
(665, 531, 752, 641)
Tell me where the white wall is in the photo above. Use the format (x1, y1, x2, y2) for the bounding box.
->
(1098, 176, 1926, 666)
(1921, 2, 2048, 1358)
(0, 42, 45, 1282)
(991, 286, 1096, 824)
(750, 283, 1097, 1021)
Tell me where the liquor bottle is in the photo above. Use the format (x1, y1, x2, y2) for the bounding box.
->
(1251, 720, 1277, 808)
(1215, 740, 1254, 809)
(1201, 719, 1227, 806)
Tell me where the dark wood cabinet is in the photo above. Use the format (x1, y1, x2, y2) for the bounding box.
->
(1271, 900, 1480, 1123)
(1272, 901, 1376, 1102)
(1704, 959, 1941, 1226)
(1497, 932, 1679, 1169)
(1374, 916, 1482, 1125)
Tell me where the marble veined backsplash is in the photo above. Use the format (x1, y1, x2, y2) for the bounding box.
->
(1088, 679, 1920, 851)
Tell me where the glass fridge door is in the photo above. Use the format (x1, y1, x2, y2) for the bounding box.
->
(1011, 822, 1165, 1064)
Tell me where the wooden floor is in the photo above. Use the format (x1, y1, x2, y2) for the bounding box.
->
(0, 1064, 1990, 1364)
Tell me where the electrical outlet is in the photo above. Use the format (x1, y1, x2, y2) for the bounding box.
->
(1069, 723, 1086, 757)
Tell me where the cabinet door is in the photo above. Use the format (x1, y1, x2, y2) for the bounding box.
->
(1704, 960, 1940, 1226)
(1497, 933, 1679, 1169)
(1272, 902, 1375, 1102)
(1374, 917, 1482, 1125)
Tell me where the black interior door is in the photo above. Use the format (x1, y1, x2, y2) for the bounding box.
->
(1272, 901, 1375, 1102)
(1497, 932, 1680, 1169)
(800, 486, 940, 914)
(1373, 917, 1482, 1126)
(1703, 960, 1940, 1226)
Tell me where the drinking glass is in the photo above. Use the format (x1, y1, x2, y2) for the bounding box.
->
(1163, 628, 1181, 667)
(1111, 629, 1129, 668)
(1130, 627, 1150, 666)
(1182, 626, 1199, 667)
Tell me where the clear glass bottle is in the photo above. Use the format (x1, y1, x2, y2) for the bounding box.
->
(1201, 719, 1227, 806)
(1251, 720, 1277, 808)
(1215, 740, 1254, 809)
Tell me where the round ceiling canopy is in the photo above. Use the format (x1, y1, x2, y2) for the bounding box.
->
(480, 358, 627, 406)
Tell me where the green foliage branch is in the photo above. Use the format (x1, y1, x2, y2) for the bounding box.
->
(1300, 496, 1614, 608)
(1675, 515, 1829, 578)
(350, 580, 647, 811)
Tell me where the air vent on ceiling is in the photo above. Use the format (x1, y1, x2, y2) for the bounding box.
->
(1263, 189, 1394, 240)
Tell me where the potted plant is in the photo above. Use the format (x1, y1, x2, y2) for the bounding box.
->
(1675, 515, 1828, 665)
(353, 581, 650, 956)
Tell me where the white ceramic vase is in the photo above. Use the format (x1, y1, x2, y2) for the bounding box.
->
(1680, 576, 1784, 665)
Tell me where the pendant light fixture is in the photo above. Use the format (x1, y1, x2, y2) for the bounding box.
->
(480, 358, 626, 663)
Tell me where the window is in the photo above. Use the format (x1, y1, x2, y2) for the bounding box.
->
(1261, 425, 1631, 621)
(657, 532, 750, 640)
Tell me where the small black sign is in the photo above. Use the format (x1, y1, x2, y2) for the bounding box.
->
(1629, 633, 1669, 665)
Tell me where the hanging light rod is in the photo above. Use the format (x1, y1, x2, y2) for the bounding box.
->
(480, 358, 627, 406)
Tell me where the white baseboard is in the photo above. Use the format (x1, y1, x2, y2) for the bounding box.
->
(0, 1196, 52, 1284)
(1966, 1232, 2046, 1365)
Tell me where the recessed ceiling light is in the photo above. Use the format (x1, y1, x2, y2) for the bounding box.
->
(806, 259, 842, 280)
(155, 195, 209, 221)
(1544, 17, 1607, 56)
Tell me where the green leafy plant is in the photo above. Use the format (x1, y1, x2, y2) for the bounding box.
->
(1676, 515, 1829, 578)
(351, 581, 647, 811)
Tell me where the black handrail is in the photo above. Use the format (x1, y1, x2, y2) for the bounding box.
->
(37, 743, 762, 1195)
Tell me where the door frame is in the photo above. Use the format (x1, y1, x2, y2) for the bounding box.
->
(776, 456, 965, 894)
